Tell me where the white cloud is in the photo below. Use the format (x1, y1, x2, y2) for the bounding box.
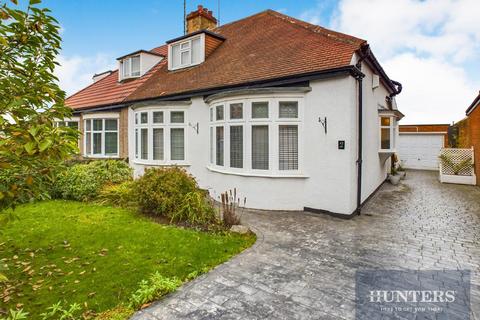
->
(55, 54, 116, 96)
(302, 0, 480, 123)
(385, 53, 476, 124)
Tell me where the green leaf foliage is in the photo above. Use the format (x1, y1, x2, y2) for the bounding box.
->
(53, 160, 133, 201)
(130, 167, 219, 227)
(0, 0, 79, 214)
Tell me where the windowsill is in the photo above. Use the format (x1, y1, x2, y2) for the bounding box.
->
(133, 160, 191, 167)
(119, 75, 141, 81)
(207, 166, 309, 178)
(378, 149, 396, 154)
(83, 155, 120, 159)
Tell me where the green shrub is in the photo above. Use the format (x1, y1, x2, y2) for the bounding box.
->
(128, 272, 181, 310)
(172, 191, 219, 226)
(132, 167, 197, 217)
(97, 181, 136, 208)
(131, 167, 219, 227)
(53, 160, 132, 201)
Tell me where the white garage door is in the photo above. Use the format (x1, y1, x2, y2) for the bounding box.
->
(398, 134, 444, 170)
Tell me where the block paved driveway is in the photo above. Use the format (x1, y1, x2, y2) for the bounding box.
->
(132, 171, 480, 320)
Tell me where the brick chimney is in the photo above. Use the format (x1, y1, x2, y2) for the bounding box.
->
(186, 5, 217, 34)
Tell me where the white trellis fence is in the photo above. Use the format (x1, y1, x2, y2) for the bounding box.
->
(439, 147, 476, 185)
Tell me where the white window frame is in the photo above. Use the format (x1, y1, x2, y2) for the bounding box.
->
(132, 107, 189, 166)
(208, 95, 304, 177)
(83, 114, 120, 158)
(120, 55, 141, 80)
(379, 115, 397, 152)
(168, 34, 205, 71)
(55, 117, 80, 129)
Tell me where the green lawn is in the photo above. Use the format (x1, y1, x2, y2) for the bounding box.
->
(0, 200, 255, 318)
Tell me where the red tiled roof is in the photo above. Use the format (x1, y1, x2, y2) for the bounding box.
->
(66, 10, 366, 110)
(65, 46, 168, 110)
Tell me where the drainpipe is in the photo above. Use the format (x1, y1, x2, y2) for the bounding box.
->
(354, 46, 370, 215)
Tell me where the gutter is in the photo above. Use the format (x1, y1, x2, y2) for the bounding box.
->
(354, 47, 368, 215)
(353, 45, 402, 215)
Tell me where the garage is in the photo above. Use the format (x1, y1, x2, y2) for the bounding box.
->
(398, 133, 445, 170)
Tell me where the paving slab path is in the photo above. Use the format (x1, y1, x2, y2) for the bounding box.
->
(132, 170, 480, 320)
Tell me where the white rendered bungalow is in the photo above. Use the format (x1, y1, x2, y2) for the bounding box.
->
(66, 6, 403, 217)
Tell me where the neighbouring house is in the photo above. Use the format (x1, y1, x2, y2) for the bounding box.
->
(453, 91, 480, 185)
(398, 124, 450, 170)
(64, 6, 403, 217)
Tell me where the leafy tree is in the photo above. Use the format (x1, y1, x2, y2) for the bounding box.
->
(0, 0, 78, 216)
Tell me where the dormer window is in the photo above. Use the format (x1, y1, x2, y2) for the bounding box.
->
(116, 50, 164, 81)
(121, 55, 141, 79)
(169, 34, 204, 70)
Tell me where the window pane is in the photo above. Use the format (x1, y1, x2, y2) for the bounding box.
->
(279, 125, 298, 170)
(131, 56, 140, 76)
(180, 41, 190, 50)
(141, 128, 148, 160)
(93, 119, 102, 131)
(85, 132, 91, 155)
(216, 126, 224, 166)
(216, 105, 224, 121)
(85, 119, 91, 131)
(230, 103, 243, 119)
(123, 59, 130, 77)
(172, 44, 180, 68)
(135, 113, 138, 125)
(210, 108, 213, 122)
(181, 51, 190, 65)
(191, 37, 201, 64)
(153, 128, 164, 160)
(381, 117, 391, 126)
(252, 125, 269, 170)
(171, 128, 185, 160)
(153, 111, 164, 123)
(93, 132, 102, 154)
(279, 101, 298, 118)
(140, 112, 148, 124)
(105, 132, 118, 155)
(252, 102, 269, 119)
(230, 126, 243, 168)
(135, 129, 138, 158)
(381, 128, 391, 149)
(210, 127, 213, 164)
(67, 122, 79, 129)
(170, 111, 184, 123)
(105, 119, 117, 131)
(57, 121, 65, 127)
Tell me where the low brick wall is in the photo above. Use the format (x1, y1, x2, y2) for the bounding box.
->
(455, 110, 480, 185)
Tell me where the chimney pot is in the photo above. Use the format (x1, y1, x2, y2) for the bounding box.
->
(186, 4, 217, 33)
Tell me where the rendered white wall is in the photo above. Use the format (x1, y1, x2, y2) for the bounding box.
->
(128, 73, 390, 215)
(358, 61, 393, 203)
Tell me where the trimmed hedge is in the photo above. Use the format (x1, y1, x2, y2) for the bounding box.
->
(53, 160, 132, 201)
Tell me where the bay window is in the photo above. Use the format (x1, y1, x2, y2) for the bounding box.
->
(209, 97, 302, 175)
(133, 108, 187, 164)
(379, 116, 396, 152)
(84, 117, 119, 157)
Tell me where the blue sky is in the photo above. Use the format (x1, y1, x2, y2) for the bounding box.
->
(43, 0, 480, 124)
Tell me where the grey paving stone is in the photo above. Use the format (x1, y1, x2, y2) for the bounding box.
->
(132, 171, 480, 319)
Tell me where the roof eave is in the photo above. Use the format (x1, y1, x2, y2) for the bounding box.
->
(116, 50, 165, 61)
(466, 93, 480, 115)
(70, 65, 361, 112)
